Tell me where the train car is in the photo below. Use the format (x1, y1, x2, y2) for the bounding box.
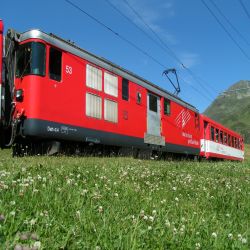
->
(200, 114, 244, 161)
(0, 21, 201, 157)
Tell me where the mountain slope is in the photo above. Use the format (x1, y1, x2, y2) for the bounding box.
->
(204, 80, 250, 143)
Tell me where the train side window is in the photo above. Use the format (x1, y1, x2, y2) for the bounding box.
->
(104, 99, 118, 123)
(86, 93, 102, 119)
(104, 72, 118, 97)
(164, 98, 171, 115)
(86, 64, 102, 91)
(220, 131, 223, 144)
(49, 47, 62, 81)
(215, 129, 219, 142)
(224, 133, 227, 145)
(232, 137, 235, 147)
(211, 126, 215, 141)
(122, 78, 129, 101)
(228, 135, 231, 146)
(149, 94, 157, 112)
(136, 92, 142, 104)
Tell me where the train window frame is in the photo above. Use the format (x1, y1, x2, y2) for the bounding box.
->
(136, 92, 142, 104)
(85, 92, 102, 119)
(49, 47, 62, 82)
(228, 134, 231, 147)
(215, 128, 219, 142)
(149, 94, 158, 113)
(224, 133, 227, 145)
(104, 98, 118, 123)
(104, 71, 118, 97)
(164, 98, 171, 116)
(122, 78, 129, 101)
(86, 64, 102, 91)
(16, 42, 46, 78)
(210, 126, 215, 141)
(220, 131, 223, 144)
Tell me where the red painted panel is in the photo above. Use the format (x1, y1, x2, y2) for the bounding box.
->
(161, 100, 200, 149)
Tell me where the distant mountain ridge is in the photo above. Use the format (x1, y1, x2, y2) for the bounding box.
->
(204, 80, 250, 143)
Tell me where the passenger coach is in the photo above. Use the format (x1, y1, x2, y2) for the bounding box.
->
(200, 115, 244, 160)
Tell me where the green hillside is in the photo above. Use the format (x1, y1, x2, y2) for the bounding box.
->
(204, 80, 250, 143)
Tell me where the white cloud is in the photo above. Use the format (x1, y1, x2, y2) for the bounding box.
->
(113, 0, 177, 45)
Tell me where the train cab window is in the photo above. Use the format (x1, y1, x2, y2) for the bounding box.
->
(149, 94, 157, 112)
(164, 98, 171, 115)
(228, 135, 231, 146)
(49, 47, 62, 81)
(16, 42, 46, 78)
(220, 131, 223, 143)
(215, 129, 219, 142)
(211, 127, 215, 141)
(136, 92, 142, 104)
(122, 78, 129, 101)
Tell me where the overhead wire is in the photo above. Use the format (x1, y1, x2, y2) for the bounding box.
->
(121, 0, 218, 97)
(238, 0, 250, 21)
(201, 0, 250, 61)
(64, 0, 213, 102)
(64, 0, 165, 68)
(209, 0, 250, 46)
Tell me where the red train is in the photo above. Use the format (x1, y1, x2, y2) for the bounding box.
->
(0, 20, 244, 160)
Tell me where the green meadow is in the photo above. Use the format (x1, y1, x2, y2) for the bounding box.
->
(0, 147, 249, 249)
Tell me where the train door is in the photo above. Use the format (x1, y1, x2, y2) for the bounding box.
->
(147, 93, 161, 136)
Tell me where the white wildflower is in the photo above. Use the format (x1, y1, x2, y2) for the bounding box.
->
(30, 218, 37, 225)
(98, 206, 103, 213)
(76, 210, 80, 217)
(241, 238, 247, 244)
(211, 232, 217, 238)
(33, 241, 41, 249)
(10, 211, 15, 216)
(195, 243, 201, 249)
(149, 216, 154, 222)
(165, 219, 170, 228)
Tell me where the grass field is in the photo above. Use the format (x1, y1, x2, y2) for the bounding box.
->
(0, 148, 249, 249)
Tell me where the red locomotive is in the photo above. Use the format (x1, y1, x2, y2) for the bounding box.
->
(0, 20, 244, 160)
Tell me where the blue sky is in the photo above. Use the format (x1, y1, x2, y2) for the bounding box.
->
(1, 0, 250, 112)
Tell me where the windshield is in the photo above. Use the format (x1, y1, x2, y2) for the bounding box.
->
(16, 42, 46, 78)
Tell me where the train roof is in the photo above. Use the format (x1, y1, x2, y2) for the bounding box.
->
(17, 29, 198, 112)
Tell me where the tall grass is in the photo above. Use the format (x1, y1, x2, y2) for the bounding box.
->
(0, 149, 249, 249)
